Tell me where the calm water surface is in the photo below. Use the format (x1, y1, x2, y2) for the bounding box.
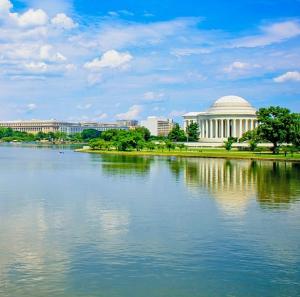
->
(0, 145, 300, 297)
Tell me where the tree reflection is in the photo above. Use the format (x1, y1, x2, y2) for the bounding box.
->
(97, 154, 153, 176)
(180, 158, 300, 213)
(254, 162, 300, 209)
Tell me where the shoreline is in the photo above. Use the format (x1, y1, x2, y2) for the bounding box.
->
(76, 149, 300, 163)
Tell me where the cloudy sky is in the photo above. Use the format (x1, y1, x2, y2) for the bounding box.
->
(0, 0, 300, 122)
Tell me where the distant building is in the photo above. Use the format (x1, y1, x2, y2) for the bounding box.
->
(140, 116, 174, 136)
(183, 95, 258, 142)
(116, 120, 138, 128)
(0, 120, 129, 135)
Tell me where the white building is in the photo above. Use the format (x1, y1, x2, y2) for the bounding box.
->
(183, 95, 258, 142)
(141, 116, 174, 136)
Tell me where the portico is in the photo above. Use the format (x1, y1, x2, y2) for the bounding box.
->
(183, 96, 257, 142)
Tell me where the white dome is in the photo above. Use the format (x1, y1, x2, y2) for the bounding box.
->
(207, 95, 256, 115)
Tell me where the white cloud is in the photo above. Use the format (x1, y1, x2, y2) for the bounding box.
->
(26, 103, 37, 111)
(168, 110, 186, 118)
(14, 9, 49, 28)
(96, 113, 108, 120)
(143, 91, 165, 102)
(115, 105, 142, 120)
(39, 45, 66, 62)
(76, 103, 92, 110)
(24, 62, 48, 72)
(84, 50, 133, 71)
(171, 48, 211, 57)
(51, 13, 77, 30)
(273, 71, 300, 83)
(0, 0, 12, 12)
(233, 21, 300, 48)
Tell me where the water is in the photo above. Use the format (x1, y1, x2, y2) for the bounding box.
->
(0, 145, 300, 297)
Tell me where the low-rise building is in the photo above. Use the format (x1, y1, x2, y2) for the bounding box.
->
(140, 116, 174, 136)
(0, 120, 129, 135)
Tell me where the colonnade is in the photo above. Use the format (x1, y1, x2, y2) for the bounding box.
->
(197, 118, 257, 139)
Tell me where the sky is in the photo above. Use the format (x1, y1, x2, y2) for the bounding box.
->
(0, 0, 300, 122)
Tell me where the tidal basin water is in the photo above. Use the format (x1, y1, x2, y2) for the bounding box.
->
(0, 145, 300, 297)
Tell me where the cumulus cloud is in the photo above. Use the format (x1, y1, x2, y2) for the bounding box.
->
(51, 13, 77, 30)
(40, 45, 66, 62)
(273, 71, 300, 83)
(14, 8, 49, 27)
(84, 50, 133, 71)
(233, 21, 300, 48)
(115, 105, 142, 120)
(0, 0, 12, 12)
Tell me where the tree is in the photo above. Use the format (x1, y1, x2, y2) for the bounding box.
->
(81, 129, 101, 140)
(89, 139, 107, 150)
(240, 129, 260, 151)
(168, 123, 186, 142)
(135, 127, 151, 141)
(177, 143, 186, 151)
(224, 137, 237, 151)
(186, 122, 199, 142)
(256, 106, 296, 154)
(290, 113, 300, 149)
(165, 140, 175, 151)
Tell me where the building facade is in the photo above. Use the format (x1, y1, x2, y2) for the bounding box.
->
(140, 116, 174, 136)
(0, 120, 129, 135)
(183, 95, 258, 142)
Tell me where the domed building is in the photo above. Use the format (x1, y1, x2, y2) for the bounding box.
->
(183, 95, 257, 142)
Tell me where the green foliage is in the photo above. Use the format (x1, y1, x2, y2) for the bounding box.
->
(290, 113, 300, 148)
(177, 143, 186, 151)
(81, 129, 101, 140)
(165, 140, 176, 151)
(256, 106, 298, 154)
(224, 137, 237, 151)
(186, 122, 199, 142)
(134, 126, 151, 141)
(168, 123, 186, 142)
(240, 129, 260, 151)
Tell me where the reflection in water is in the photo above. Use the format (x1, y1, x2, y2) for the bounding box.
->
(255, 162, 300, 208)
(91, 154, 153, 176)
(182, 158, 255, 216)
(181, 158, 300, 213)
(0, 146, 300, 297)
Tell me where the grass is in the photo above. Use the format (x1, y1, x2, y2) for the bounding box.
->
(76, 148, 300, 162)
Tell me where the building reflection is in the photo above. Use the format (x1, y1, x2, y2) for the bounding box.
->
(179, 158, 300, 214)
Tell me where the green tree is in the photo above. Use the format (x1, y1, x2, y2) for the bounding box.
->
(168, 123, 186, 142)
(256, 106, 296, 154)
(82, 129, 101, 140)
(165, 140, 175, 151)
(186, 122, 199, 142)
(135, 127, 151, 141)
(290, 113, 300, 149)
(240, 129, 260, 151)
(224, 137, 237, 151)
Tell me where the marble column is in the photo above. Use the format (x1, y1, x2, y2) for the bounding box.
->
(245, 119, 249, 132)
(232, 119, 236, 137)
(209, 120, 213, 139)
(205, 119, 208, 138)
(226, 119, 230, 138)
(214, 120, 218, 139)
(221, 119, 224, 138)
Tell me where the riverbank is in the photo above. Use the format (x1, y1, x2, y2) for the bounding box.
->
(76, 148, 300, 162)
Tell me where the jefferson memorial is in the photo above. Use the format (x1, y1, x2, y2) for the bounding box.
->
(183, 95, 258, 142)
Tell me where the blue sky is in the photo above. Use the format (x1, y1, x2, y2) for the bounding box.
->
(0, 0, 300, 122)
